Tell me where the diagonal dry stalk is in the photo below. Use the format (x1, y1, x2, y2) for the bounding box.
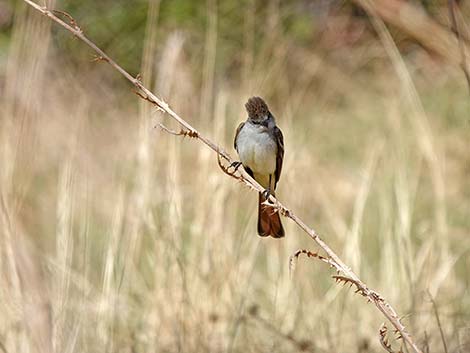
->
(21, 1, 423, 352)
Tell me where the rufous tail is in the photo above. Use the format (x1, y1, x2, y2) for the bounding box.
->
(257, 193, 285, 238)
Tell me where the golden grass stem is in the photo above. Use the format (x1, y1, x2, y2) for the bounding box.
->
(428, 293, 449, 353)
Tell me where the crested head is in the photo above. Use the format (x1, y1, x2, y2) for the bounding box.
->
(245, 97, 270, 121)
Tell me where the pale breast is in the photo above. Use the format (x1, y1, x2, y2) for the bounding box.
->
(236, 122, 277, 176)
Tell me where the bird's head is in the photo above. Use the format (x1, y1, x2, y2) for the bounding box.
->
(245, 97, 272, 125)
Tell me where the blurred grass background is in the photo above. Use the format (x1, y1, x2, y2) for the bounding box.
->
(0, 0, 469, 352)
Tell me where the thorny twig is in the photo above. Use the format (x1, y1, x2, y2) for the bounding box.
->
(217, 155, 292, 218)
(331, 275, 383, 303)
(289, 249, 340, 276)
(158, 123, 198, 138)
(290, 250, 410, 353)
(217, 153, 244, 181)
(22, 2, 423, 352)
(380, 324, 402, 353)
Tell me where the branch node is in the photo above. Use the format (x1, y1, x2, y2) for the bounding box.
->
(280, 208, 291, 218)
(52, 9, 82, 33)
(91, 55, 108, 63)
(133, 89, 157, 105)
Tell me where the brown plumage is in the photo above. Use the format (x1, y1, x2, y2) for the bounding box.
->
(258, 192, 284, 238)
(245, 97, 269, 120)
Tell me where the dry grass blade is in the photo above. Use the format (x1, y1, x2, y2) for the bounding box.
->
(352, 0, 470, 69)
(428, 292, 449, 353)
(21, 1, 424, 352)
(448, 0, 470, 95)
(246, 306, 316, 353)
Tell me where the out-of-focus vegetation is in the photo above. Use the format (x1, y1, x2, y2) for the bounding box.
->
(3, 1, 468, 80)
(1, 0, 469, 352)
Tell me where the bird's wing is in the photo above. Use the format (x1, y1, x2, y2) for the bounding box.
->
(233, 121, 245, 151)
(274, 126, 284, 187)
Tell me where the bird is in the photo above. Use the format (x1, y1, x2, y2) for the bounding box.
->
(233, 97, 285, 238)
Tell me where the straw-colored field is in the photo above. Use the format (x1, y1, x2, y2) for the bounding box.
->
(1, 1, 469, 352)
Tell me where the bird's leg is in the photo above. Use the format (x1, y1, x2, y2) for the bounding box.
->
(262, 174, 272, 200)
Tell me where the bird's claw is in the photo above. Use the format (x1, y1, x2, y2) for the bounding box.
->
(262, 188, 271, 200)
(228, 161, 242, 173)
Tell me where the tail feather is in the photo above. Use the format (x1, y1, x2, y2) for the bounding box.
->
(257, 193, 285, 238)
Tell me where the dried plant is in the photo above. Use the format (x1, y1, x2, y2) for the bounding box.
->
(428, 292, 449, 353)
(289, 249, 341, 276)
(353, 0, 470, 70)
(354, 0, 470, 101)
(447, 0, 470, 94)
(21, 1, 427, 352)
(379, 324, 402, 353)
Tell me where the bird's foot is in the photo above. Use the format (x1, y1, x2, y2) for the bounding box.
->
(262, 188, 271, 200)
(227, 161, 242, 174)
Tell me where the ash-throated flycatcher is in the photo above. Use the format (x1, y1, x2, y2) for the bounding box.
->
(234, 97, 285, 238)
